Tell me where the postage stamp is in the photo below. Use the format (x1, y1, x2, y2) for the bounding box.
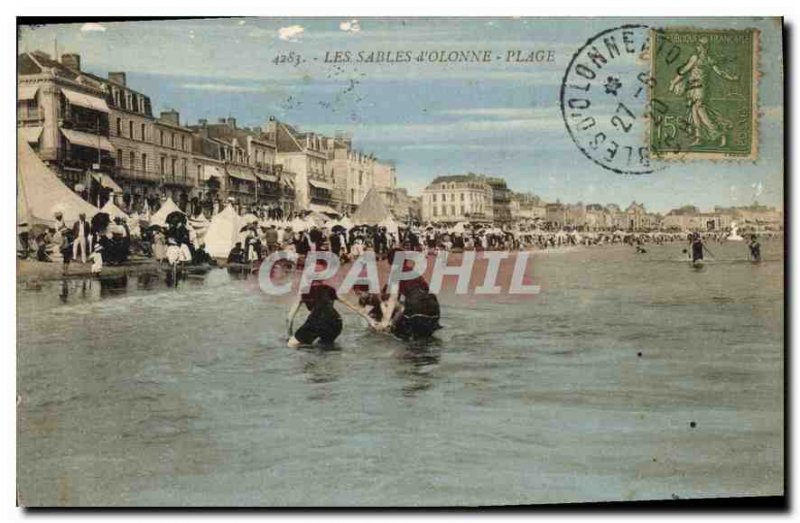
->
(648, 28, 760, 160)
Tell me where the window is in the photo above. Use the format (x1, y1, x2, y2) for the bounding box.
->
(359, 172, 363, 185)
(171, 158, 177, 175)
(460, 193, 464, 201)
(160, 156, 166, 175)
(142, 153, 147, 173)
(129, 121, 134, 139)
(141, 123, 146, 141)
(182, 135, 187, 151)
(116, 118, 122, 136)
(197, 165, 202, 180)
(159, 130, 164, 146)
(182, 159, 187, 177)
(433, 207, 438, 217)
(460, 205, 465, 215)
(351, 189, 355, 203)
(171, 134, 176, 149)
(129, 151, 135, 170)
(432, 194, 437, 203)
(451, 205, 456, 215)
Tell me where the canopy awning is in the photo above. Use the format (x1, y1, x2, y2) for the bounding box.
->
(254, 171, 278, 183)
(61, 128, 115, 152)
(308, 178, 333, 191)
(282, 176, 295, 189)
(226, 166, 257, 182)
(18, 85, 39, 100)
(202, 164, 225, 181)
(61, 87, 110, 113)
(92, 173, 123, 193)
(19, 126, 42, 143)
(308, 203, 339, 215)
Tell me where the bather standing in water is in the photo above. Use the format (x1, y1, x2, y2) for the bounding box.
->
(286, 260, 377, 348)
(748, 234, 762, 262)
(377, 254, 441, 340)
(689, 232, 705, 263)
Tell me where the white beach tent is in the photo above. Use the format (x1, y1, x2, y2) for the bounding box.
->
(189, 213, 211, 241)
(351, 188, 391, 226)
(149, 197, 184, 227)
(339, 216, 354, 229)
(204, 204, 243, 259)
(17, 136, 98, 227)
(379, 216, 399, 236)
(100, 200, 129, 221)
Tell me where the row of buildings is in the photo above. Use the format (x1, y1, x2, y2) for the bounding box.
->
(420, 173, 783, 232)
(17, 50, 416, 218)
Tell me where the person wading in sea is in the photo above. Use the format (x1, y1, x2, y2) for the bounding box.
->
(286, 258, 377, 348)
(687, 232, 715, 264)
(748, 234, 762, 262)
(377, 251, 442, 340)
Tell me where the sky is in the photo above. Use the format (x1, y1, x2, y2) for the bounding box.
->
(18, 17, 783, 213)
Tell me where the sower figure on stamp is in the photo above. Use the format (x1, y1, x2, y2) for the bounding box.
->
(669, 36, 739, 147)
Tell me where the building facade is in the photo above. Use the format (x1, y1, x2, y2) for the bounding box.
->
(270, 119, 335, 212)
(18, 51, 115, 200)
(421, 174, 493, 223)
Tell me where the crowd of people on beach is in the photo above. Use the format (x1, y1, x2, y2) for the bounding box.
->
(18, 194, 781, 347)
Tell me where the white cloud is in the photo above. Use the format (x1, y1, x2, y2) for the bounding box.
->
(80, 22, 106, 33)
(339, 19, 361, 33)
(277, 25, 304, 42)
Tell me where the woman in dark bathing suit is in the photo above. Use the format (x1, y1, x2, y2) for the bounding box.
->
(378, 254, 442, 340)
(286, 261, 376, 348)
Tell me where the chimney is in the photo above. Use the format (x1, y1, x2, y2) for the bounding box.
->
(198, 118, 207, 127)
(108, 72, 126, 86)
(160, 110, 180, 126)
(226, 117, 236, 128)
(218, 118, 227, 124)
(61, 53, 81, 71)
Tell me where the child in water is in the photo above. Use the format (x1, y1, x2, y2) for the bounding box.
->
(286, 259, 378, 348)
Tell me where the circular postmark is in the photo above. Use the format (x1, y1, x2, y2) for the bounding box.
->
(560, 24, 664, 175)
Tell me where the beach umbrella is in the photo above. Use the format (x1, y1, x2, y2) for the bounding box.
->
(451, 221, 469, 234)
(290, 217, 309, 232)
(166, 210, 187, 227)
(90, 212, 111, 234)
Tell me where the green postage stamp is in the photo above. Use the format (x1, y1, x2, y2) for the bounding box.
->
(649, 28, 760, 160)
